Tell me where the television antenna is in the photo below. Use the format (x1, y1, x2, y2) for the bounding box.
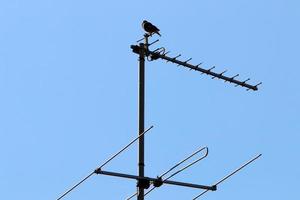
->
(56, 21, 262, 200)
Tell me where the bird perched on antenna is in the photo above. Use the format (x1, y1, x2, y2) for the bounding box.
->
(142, 20, 161, 36)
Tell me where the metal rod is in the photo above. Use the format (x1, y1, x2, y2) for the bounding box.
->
(192, 63, 203, 71)
(136, 33, 152, 43)
(232, 74, 239, 79)
(160, 147, 208, 178)
(148, 39, 159, 46)
(96, 170, 216, 190)
(126, 192, 137, 200)
(243, 78, 250, 83)
(248, 82, 262, 91)
(192, 154, 262, 200)
(220, 70, 227, 76)
(255, 82, 262, 87)
(192, 190, 208, 200)
(164, 148, 208, 180)
(173, 54, 181, 59)
(184, 58, 193, 63)
(138, 40, 146, 200)
(167, 54, 181, 62)
(56, 172, 94, 200)
(226, 74, 239, 82)
(208, 66, 216, 72)
(214, 154, 262, 186)
(190, 63, 200, 70)
(98, 126, 153, 170)
(56, 126, 153, 200)
(126, 192, 138, 200)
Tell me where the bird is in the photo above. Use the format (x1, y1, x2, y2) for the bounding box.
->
(142, 20, 161, 36)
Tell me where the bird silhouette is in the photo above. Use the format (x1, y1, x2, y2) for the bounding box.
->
(142, 20, 161, 36)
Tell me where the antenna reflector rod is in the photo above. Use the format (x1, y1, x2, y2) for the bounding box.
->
(56, 126, 154, 200)
(192, 153, 262, 200)
(96, 125, 154, 170)
(214, 154, 262, 186)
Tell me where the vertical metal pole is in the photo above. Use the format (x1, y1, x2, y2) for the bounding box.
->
(137, 41, 145, 200)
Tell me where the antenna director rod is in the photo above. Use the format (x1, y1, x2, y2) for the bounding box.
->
(95, 169, 216, 191)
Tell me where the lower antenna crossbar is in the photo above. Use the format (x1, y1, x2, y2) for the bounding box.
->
(95, 169, 216, 191)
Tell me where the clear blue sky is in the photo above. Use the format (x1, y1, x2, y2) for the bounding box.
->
(1, 0, 299, 199)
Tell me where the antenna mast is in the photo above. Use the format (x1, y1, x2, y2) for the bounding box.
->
(56, 22, 262, 200)
(137, 36, 147, 200)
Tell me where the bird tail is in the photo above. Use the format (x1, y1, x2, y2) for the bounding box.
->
(156, 32, 161, 37)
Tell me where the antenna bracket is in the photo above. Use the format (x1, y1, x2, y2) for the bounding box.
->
(153, 177, 163, 187)
(137, 179, 151, 189)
